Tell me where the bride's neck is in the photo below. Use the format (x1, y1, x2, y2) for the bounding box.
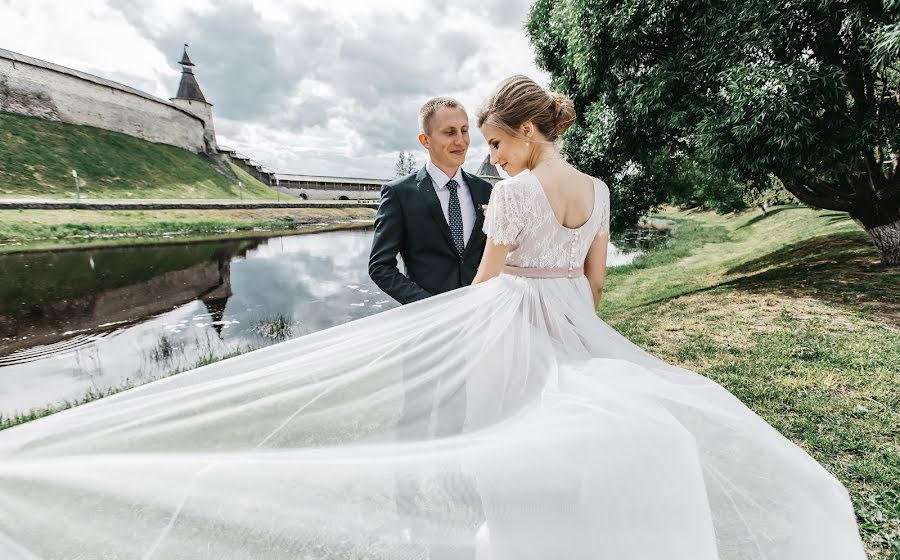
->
(531, 147, 565, 170)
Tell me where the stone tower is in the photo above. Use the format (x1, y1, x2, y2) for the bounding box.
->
(477, 154, 502, 185)
(170, 45, 218, 153)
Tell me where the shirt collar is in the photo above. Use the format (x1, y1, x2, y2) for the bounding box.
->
(427, 159, 465, 190)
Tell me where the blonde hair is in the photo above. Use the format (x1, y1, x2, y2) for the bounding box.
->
(419, 96, 465, 134)
(477, 75, 576, 167)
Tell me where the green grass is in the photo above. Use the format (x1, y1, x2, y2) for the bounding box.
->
(0, 112, 279, 199)
(0, 212, 290, 241)
(602, 204, 900, 559)
(0, 206, 376, 252)
(252, 312, 296, 342)
(227, 161, 278, 197)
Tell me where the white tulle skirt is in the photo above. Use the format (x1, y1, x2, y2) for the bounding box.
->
(0, 273, 865, 559)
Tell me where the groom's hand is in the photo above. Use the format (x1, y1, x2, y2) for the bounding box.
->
(368, 183, 433, 305)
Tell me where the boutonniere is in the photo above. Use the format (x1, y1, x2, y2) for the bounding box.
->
(480, 204, 489, 215)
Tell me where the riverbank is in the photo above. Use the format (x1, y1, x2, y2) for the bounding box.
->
(602, 205, 899, 559)
(0, 206, 377, 253)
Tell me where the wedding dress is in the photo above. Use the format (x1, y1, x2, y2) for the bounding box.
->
(0, 171, 865, 559)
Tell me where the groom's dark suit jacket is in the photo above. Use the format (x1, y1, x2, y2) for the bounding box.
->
(369, 165, 493, 305)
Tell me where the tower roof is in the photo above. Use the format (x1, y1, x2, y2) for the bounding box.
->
(174, 45, 207, 103)
(179, 45, 195, 67)
(175, 71, 207, 102)
(477, 154, 501, 178)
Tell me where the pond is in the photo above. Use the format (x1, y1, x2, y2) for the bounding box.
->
(0, 228, 668, 418)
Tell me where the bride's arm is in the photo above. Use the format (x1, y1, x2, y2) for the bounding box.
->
(472, 240, 512, 284)
(584, 232, 609, 309)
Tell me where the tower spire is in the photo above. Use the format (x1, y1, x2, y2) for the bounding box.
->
(174, 43, 206, 103)
(179, 43, 195, 68)
(170, 43, 218, 153)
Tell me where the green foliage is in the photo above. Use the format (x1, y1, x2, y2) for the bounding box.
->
(527, 0, 900, 241)
(667, 161, 800, 214)
(667, 160, 749, 214)
(745, 178, 800, 213)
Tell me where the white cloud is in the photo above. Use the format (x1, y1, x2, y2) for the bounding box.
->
(0, 0, 549, 178)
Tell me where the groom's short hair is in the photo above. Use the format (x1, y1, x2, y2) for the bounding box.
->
(419, 97, 465, 135)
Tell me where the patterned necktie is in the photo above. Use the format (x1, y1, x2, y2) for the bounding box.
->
(446, 179, 465, 255)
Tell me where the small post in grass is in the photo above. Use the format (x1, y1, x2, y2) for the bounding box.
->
(239, 180, 243, 200)
(71, 169, 80, 200)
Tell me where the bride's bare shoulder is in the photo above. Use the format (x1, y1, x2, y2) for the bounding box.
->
(572, 168, 600, 185)
(575, 170, 609, 194)
(493, 174, 535, 195)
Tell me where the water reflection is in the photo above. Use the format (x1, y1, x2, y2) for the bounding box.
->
(613, 227, 671, 252)
(0, 228, 664, 417)
(0, 230, 397, 416)
(607, 228, 670, 267)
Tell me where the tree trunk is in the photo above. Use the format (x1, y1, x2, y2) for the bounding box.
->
(867, 218, 900, 266)
(788, 173, 900, 267)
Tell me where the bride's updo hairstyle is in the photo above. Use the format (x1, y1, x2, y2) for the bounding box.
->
(477, 75, 576, 167)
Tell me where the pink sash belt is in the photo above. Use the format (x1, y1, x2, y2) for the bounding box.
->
(503, 265, 585, 278)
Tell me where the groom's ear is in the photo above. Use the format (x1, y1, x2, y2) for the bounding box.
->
(418, 133, 430, 149)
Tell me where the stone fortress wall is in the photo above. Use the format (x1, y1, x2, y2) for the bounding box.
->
(0, 48, 208, 153)
(0, 47, 500, 199)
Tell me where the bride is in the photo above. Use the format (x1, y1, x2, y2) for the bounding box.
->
(0, 77, 865, 559)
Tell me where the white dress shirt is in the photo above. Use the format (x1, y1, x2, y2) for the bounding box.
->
(426, 159, 476, 245)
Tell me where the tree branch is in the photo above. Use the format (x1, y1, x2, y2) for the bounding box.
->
(789, 187, 855, 212)
(866, 151, 888, 191)
(873, 185, 900, 224)
(776, 172, 855, 212)
(876, 76, 889, 165)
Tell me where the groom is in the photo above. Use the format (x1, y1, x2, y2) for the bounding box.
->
(368, 97, 493, 305)
(369, 97, 490, 554)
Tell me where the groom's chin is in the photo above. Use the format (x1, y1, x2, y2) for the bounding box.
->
(448, 153, 467, 165)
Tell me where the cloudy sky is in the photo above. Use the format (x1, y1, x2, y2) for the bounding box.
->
(1, 0, 549, 179)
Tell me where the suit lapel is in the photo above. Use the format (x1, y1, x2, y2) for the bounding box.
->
(464, 170, 489, 217)
(416, 166, 456, 252)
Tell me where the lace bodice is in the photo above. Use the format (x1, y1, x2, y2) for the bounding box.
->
(482, 170, 610, 271)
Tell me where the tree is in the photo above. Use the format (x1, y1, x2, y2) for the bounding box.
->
(528, 0, 900, 264)
(394, 151, 418, 178)
(667, 160, 750, 214)
(666, 160, 799, 214)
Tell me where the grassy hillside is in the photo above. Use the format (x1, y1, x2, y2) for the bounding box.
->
(0, 112, 280, 199)
(602, 205, 899, 559)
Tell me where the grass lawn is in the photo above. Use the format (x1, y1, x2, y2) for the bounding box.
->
(0, 112, 280, 199)
(0, 206, 376, 252)
(602, 204, 900, 559)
